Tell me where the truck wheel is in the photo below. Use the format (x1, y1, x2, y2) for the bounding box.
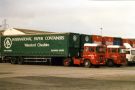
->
(11, 58, 17, 64)
(84, 60, 91, 68)
(106, 60, 114, 67)
(116, 64, 121, 67)
(0, 59, 2, 63)
(48, 59, 52, 65)
(94, 65, 100, 68)
(124, 59, 131, 66)
(63, 58, 72, 66)
(18, 57, 24, 65)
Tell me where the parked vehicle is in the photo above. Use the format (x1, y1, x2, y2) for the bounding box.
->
(130, 39, 135, 48)
(71, 43, 106, 68)
(80, 34, 92, 48)
(80, 34, 102, 48)
(1, 33, 80, 65)
(102, 36, 113, 45)
(123, 39, 131, 45)
(1, 33, 107, 67)
(105, 45, 126, 67)
(91, 35, 102, 44)
(123, 43, 135, 65)
(113, 37, 123, 46)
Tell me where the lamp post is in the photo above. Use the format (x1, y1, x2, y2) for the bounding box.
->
(3, 19, 9, 30)
(100, 27, 103, 37)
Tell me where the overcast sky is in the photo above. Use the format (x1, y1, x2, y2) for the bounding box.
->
(0, 0, 135, 38)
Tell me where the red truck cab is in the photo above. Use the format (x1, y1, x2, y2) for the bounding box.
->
(72, 43, 106, 68)
(106, 45, 126, 67)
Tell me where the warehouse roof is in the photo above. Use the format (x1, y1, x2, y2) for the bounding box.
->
(13, 28, 52, 34)
(0, 28, 53, 36)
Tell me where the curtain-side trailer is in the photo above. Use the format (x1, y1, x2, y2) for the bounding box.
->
(1, 33, 80, 65)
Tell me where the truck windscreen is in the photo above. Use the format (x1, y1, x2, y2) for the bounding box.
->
(119, 49, 126, 54)
(96, 47, 105, 53)
(131, 50, 135, 55)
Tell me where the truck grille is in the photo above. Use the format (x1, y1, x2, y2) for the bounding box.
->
(99, 56, 104, 63)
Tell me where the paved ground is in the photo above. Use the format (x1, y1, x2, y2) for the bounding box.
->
(0, 63, 135, 90)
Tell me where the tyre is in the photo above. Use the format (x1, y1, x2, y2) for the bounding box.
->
(18, 57, 24, 65)
(0, 59, 2, 63)
(63, 58, 72, 66)
(123, 59, 129, 66)
(47, 59, 52, 65)
(94, 65, 100, 68)
(84, 60, 91, 68)
(11, 57, 17, 64)
(106, 60, 114, 67)
(116, 64, 121, 67)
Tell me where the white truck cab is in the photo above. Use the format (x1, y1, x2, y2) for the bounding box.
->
(124, 43, 135, 65)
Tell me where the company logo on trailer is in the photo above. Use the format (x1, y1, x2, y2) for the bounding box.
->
(85, 36, 89, 42)
(4, 38, 12, 49)
(73, 35, 77, 41)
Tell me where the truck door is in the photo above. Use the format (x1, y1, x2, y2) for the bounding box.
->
(83, 46, 95, 59)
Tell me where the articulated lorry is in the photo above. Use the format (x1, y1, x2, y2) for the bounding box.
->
(1, 33, 107, 67)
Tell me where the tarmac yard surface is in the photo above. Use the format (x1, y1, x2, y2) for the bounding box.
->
(0, 63, 135, 90)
